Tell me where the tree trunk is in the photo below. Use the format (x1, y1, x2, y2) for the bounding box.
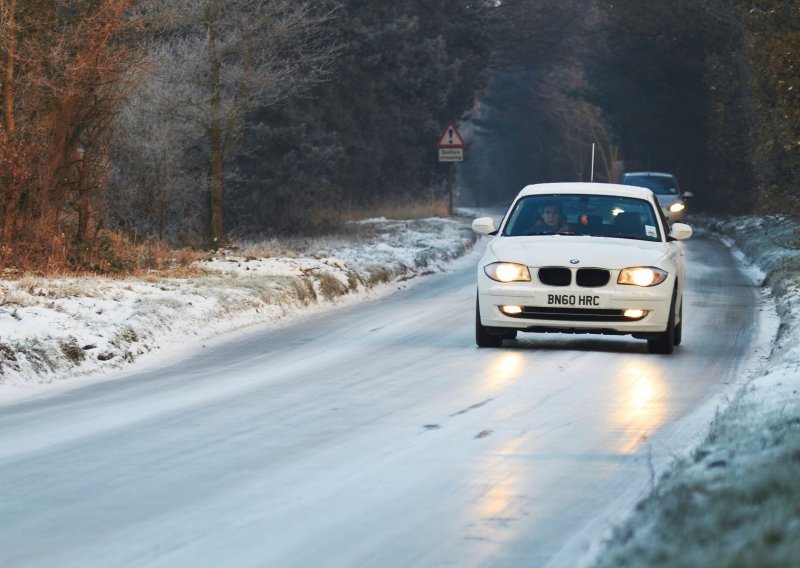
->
(3, 0, 16, 135)
(1, 0, 18, 242)
(209, 123, 224, 241)
(206, 3, 224, 242)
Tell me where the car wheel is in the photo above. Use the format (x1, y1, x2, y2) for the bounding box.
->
(476, 298, 502, 348)
(673, 297, 683, 346)
(648, 289, 676, 354)
(504, 330, 518, 340)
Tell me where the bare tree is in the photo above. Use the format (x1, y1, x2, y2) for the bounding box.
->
(1, 0, 142, 261)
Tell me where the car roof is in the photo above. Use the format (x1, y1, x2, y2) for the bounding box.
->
(515, 182, 654, 200)
(622, 171, 676, 179)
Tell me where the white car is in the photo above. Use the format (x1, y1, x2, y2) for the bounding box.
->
(472, 182, 692, 354)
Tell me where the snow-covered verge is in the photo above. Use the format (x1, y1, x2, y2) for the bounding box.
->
(593, 215, 800, 567)
(0, 217, 475, 399)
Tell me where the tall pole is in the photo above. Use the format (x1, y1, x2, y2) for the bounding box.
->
(449, 163, 454, 215)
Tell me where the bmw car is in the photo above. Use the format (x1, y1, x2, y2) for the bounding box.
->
(619, 171, 693, 223)
(472, 182, 692, 354)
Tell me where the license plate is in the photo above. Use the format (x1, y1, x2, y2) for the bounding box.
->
(546, 293, 601, 307)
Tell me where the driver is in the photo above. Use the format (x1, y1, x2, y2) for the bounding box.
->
(533, 202, 572, 232)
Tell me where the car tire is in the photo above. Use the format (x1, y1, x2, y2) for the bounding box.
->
(648, 289, 676, 354)
(673, 298, 683, 346)
(476, 298, 502, 348)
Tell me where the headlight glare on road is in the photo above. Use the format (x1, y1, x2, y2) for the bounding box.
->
(618, 267, 668, 287)
(484, 262, 531, 283)
(669, 202, 685, 213)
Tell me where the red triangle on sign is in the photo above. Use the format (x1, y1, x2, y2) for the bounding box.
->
(435, 123, 466, 148)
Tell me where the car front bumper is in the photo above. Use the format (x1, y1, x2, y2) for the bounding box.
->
(477, 278, 673, 335)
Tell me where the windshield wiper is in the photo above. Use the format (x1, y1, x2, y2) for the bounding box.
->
(520, 230, 605, 237)
(611, 234, 647, 241)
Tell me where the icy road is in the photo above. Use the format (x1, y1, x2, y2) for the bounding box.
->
(0, 237, 770, 567)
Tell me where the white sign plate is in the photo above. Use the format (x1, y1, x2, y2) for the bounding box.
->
(438, 148, 464, 162)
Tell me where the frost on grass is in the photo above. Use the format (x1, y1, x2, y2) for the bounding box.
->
(594, 216, 800, 568)
(0, 338, 65, 380)
(0, 216, 475, 389)
(595, 368, 800, 567)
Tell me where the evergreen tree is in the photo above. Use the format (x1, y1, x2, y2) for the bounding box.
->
(230, 0, 499, 235)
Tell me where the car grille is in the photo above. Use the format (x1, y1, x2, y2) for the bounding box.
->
(576, 268, 610, 287)
(537, 267, 611, 288)
(509, 307, 630, 322)
(538, 267, 571, 286)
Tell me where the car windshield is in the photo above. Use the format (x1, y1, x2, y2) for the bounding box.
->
(622, 174, 679, 195)
(502, 194, 662, 241)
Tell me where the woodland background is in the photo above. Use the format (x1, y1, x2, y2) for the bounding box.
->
(0, 0, 797, 272)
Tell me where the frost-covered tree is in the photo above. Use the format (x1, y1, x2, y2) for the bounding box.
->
(113, 0, 336, 242)
(109, 52, 206, 243)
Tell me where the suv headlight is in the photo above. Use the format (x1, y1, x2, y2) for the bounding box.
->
(668, 202, 685, 213)
(618, 267, 668, 287)
(484, 262, 531, 282)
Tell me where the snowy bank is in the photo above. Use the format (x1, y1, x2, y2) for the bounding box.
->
(593, 215, 800, 567)
(0, 217, 475, 399)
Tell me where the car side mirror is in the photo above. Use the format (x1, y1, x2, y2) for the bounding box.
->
(472, 217, 497, 235)
(682, 191, 694, 199)
(669, 223, 692, 240)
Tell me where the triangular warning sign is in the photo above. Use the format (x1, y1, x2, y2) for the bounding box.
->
(436, 123, 465, 148)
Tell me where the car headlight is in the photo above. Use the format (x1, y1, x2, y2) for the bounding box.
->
(618, 267, 668, 287)
(484, 262, 531, 282)
(668, 202, 685, 213)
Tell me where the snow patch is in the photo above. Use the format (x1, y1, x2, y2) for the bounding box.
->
(0, 216, 476, 401)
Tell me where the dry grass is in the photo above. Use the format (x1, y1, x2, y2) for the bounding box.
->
(316, 272, 349, 301)
(363, 265, 396, 286)
(0, 229, 207, 280)
(339, 197, 450, 222)
(233, 239, 302, 259)
(0, 289, 36, 307)
(289, 277, 317, 305)
(11, 278, 92, 299)
(59, 339, 86, 364)
(234, 198, 452, 260)
(0, 196, 453, 280)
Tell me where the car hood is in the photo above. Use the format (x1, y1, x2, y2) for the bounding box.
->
(488, 236, 668, 269)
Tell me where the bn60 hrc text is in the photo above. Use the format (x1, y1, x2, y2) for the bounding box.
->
(547, 294, 601, 306)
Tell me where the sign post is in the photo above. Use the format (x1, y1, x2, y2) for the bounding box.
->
(436, 123, 466, 214)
